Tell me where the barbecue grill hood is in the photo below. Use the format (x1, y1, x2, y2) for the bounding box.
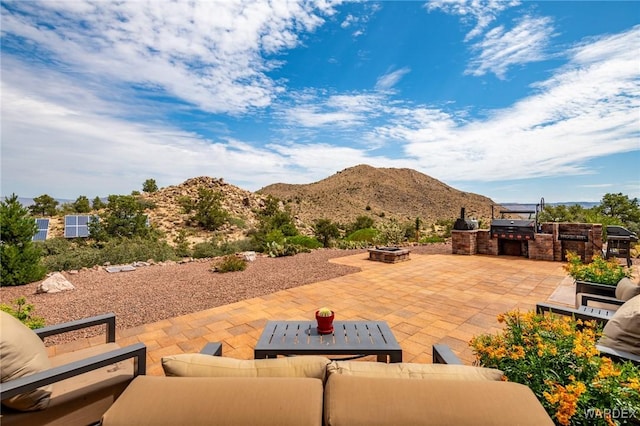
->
(491, 219, 535, 227)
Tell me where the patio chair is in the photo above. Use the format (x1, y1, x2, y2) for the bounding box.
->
(574, 277, 640, 308)
(536, 295, 640, 365)
(1, 311, 146, 426)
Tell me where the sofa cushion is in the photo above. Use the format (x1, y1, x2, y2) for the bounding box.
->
(327, 360, 503, 381)
(599, 294, 640, 355)
(324, 374, 553, 426)
(101, 376, 323, 426)
(0, 311, 52, 411)
(1, 343, 133, 426)
(162, 354, 330, 381)
(615, 277, 640, 301)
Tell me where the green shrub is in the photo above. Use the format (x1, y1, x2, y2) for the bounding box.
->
(285, 235, 322, 249)
(0, 297, 45, 329)
(1, 194, 47, 286)
(213, 255, 247, 273)
(42, 237, 176, 270)
(100, 237, 175, 264)
(192, 241, 221, 259)
(346, 228, 379, 243)
(173, 230, 192, 258)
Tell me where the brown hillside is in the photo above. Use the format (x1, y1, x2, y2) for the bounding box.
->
(258, 164, 497, 228)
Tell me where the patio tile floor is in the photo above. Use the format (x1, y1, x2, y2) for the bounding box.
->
(48, 252, 575, 376)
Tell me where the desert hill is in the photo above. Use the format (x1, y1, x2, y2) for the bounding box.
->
(258, 165, 496, 228)
(142, 176, 267, 242)
(42, 166, 499, 242)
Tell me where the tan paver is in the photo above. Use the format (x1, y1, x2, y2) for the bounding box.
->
(53, 252, 573, 374)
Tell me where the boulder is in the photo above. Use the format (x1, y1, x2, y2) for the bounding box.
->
(241, 251, 257, 262)
(36, 273, 75, 294)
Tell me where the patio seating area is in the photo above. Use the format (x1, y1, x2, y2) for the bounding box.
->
(44, 252, 572, 375)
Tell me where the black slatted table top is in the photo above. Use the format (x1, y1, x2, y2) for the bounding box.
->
(254, 320, 402, 362)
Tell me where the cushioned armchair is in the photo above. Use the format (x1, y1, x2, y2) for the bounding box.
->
(0, 312, 146, 426)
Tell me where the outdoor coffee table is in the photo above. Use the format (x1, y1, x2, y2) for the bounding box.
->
(254, 320, 402, 363)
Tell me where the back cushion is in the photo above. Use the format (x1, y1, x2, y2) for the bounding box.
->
(162, 354, 330, 381)
(327, 360, 503, 381)
(599, 294, 640, 355)
(615, 278, 640, 301)
(0, 311, 52, 411)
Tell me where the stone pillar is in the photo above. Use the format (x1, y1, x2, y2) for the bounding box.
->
(452, 230, 478, 255)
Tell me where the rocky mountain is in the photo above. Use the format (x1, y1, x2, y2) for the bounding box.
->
(258, 165, 497, 228)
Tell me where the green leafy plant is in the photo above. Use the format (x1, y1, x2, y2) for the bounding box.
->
(0, 297, 45, 329)
(565, 251, 632, 286)
(285, 235, 322, 250)
(213, 255, 246, 273)
(471, 310, 640, 425)
(346, 228, 379, 243)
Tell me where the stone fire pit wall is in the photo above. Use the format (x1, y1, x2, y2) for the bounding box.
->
(452, 223, 602, 262)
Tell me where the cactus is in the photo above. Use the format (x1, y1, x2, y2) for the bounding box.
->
(317, 307, 333, 317)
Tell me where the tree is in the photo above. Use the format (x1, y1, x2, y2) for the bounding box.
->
(29, 194, 58, 217)
(92, 196, 106, 210)
(90, 194, 151, 240)
(0, 194, 46, 286)
(251, 196, 299, 250)
(191, 188, 229, 231)
(72, 195, 91, 213)
(313, 218, 340, 248)
(596, 193, 640, 228)
(142, 179, 159, 193)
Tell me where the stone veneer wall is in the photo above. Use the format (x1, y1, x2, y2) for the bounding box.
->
(476, 230, 498, 255)
(452, 223, 603, 263)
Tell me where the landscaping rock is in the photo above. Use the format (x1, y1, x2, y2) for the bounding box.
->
(36, 273, 75, 294)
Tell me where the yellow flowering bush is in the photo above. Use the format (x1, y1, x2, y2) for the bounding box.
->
(471, 310, 640, 425)
(565, 251, 632, 286)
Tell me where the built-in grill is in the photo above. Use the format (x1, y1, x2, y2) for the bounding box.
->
(605, 225, 638, 267)
(490, 219, 536, 241)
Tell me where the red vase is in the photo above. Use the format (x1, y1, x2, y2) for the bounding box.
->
(315, 311, 335, 335)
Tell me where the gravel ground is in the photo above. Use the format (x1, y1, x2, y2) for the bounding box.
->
(0, 243, 450, 345)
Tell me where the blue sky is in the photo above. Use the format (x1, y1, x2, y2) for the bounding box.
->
(1, 1, 638, 204)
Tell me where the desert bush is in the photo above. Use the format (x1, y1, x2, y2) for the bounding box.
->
(0, 296, 46, 329)
(100, 237, 175, 264)
(346, 228, 378, 243)
(192, 240, 220, 259)
(42, 237, 175, 271)
(435, 219, 454, 238)
(265, 241, 301, 257)
(336, 240, 371, 249)
(213, 255, 247, 273)
(286, 235, 322, 249)
(375, 219, 405, 245)
(42, 244, 102, 271)
(173, 230, 191, 257)
(347, 215, 375, 234)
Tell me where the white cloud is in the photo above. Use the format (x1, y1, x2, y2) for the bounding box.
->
(426, 0, 520, 41)
(372, 26, 640, 182)
(375, 68, 411, 91)
(466, 16, 554, 79)
(0, 0, 336, 114)
(282, 92, 384, 128)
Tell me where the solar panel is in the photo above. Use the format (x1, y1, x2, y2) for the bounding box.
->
(64, 215, 97, 238)
(32, 218, 49, 241)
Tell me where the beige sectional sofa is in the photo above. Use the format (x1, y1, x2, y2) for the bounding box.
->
(102, 347, 554, 426)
